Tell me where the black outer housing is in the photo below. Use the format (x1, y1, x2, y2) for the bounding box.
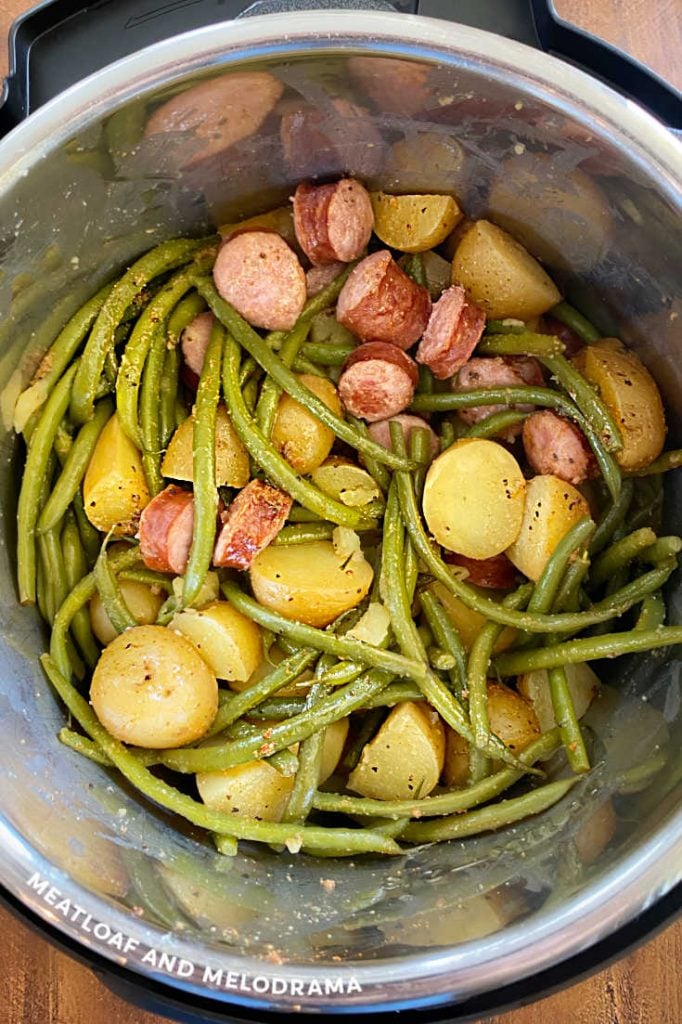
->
(0, 0, 680, 1019)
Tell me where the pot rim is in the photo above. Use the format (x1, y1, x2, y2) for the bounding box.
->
(0, 9, 680, 1014)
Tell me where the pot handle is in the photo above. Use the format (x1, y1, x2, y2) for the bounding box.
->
(0, 0, 680, 136)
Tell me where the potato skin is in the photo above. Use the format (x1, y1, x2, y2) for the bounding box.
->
(348, 702, 445, 800)
(271, 374, 341, 474)
(83, 412, 150, 535)
(370, 191, 462, 253)
(423, 439, 526, 559)
(90, 625, 218, 748)
(89, 580, 164, 645)
(161, 405, 249, 487)
(431, 580, 517, 655)
(197, 759, 294, 822)
(573, 339, 666, 470)
(506, 474, 592, 581)
(250, 540, 373, 627)
(170, 601, 263, 682)
(310, 456, 384, 507)
(451, 219, 561, 319)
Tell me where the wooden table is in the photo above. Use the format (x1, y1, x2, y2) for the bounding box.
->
(0, 1, 680, 1021)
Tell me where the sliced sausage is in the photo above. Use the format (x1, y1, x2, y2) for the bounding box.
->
(139, 485, 194, 575)
(306, 262, 345, 299)
(368, 414, 439, 460)
(279, 96, 384, 181)
(455, 356, 544, 437)
(416, 285, 486, 379)
(213, 231, 306, 331)
(522, 410, 596, 485)
(338, 342, 418, 423)
(347, 56, 432, 117)
(180, 311, 214, 385)
(336, 250, 431, 349)
(213, 480, 292, 571)
(444, 551, 518, 589)
(145, 71, 283, 170)
(293, 179, 374, 266)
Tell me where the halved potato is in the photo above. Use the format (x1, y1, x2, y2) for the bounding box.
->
(506, 474, 592, 581)
(271, 374, 341, 474)
(451, 219, 561, 319)
(385, 132, 467, 197)
(348, 702, 445, 800)
(487, 682, 541, 752)
(219, 204, 296, 248)
(319, 718, 350, 783)
(197, 759, 294, 822)
(250, 540, 373, 627)
(573, 339, 666, 470)
(170, 601, 263, 682)
(171, 570, 220, 610)
(429, 580, 517, 652)
(381, 888, 526, 947)
(310, 456, 384, 507)
(161, 405, 249, 487)
(83, 412, 150, 535)
(345, 602, 391, 647)
(423, 439, 526, 559)
(443, 727, 470, 788)
(574, 799, 617, 865)
(89, 579, 164, 645)
(370, 191, 462, 253)
(518, 662, 600, 732)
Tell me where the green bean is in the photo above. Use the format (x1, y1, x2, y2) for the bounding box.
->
(548, 666, 590, 773)
(299, 341, 355, 366)
(41, 654, 401, 856)
(291, 354, 325, 377)
(625, 450, 682, 476)
(93, 542, 138, 634)
(484, 319, 527, 335)
(214, 835, 239, 857)
(439, 419, 456, 452)
(209, 649, 316, 733)
(589, 478, 634, 555)
(222, 337, 363, 528)
(196, 277, 416, 472)
(273, 523, 336, 545)
(73, 239, 211, 425)
(402, 253, 427, 288)
(464, 410, 528, 439)
(527, 518, 595, 615)
(255, 319, 312, 438)
(551, 547, 591, 616)
(287, 506, 325, 524)
(13, 282, 113, 434)
(539, 351, 622, 452)
(283, 668, 330, 824)
(37, 529, 68, 627)
(117, 568, 174, 592)
(347, 416, 391, 493)
(167, 291, 206, 346)
(315, 729, 562, 820)
(638, 536, 682, 564)
(401, 776, 577, 843)
(182, 323, 223, 608)
(37, 399, 113, 534)
(591, 528, 657, 586)
(139, 326, 168, 495)
(59, 727, 111, 766)
(419, 589, 467, 697)
(634, 592, 665, 631)
(239, 356, 259, 388)
(71, 490, 101, 567)
(417, 363, 435, 396)
(152, 669, 393, 773)
(17, 363, 78, 605)
(265, 263, 355, 350)
(479, 332, 565, 358)
(36, 558, 49, 624)
(549, 301, 600, 343)
(61, 513, 99, 667)
(495, 620, 682, 675)
(251, 682, 425, 719)
(409, 426, 432, 498)
(224, 719, 299, 777)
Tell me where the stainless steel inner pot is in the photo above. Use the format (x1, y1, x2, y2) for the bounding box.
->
(0, 10, 679, 1017)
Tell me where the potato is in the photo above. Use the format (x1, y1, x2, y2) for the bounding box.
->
(573, 339, 666, 470)
(423, 439, 526, 559)
(90, 624, 218, 747)
(89, 580, 164, 645)
(227, 643, 314, 697)
(348, 702, 445, 800)
(250, 540, 373, 627)
(506, 474, 592, 581)
(319, 718, 350, 783)
(398, 249, 451, 299)
(443, 727, 470, 787)
(385, 132, 467, 197)
(83, 412, 150, 535)
(161, 405, 249, 487)
(197, 759, 294, 822)
(219, 204, 296, 248)
(487, 682, 541, 752)
(382, 888, 526, 946)
(430, 580, 516, 652)
(518, 662, 599, 732)
(158, 863, 254, 933)
(171, 570, 220, 609)
(310, 456, 384, 507)
(574, 800, 617, 865)
(370, 191, 462, 253)
(451, 219, 561, 319)
(271, 374, 341, 474)
(345, 602, 391, 647)
(170, 601, 263, 682)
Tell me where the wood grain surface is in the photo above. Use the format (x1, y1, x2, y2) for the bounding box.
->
(0, 1, 680, 1022)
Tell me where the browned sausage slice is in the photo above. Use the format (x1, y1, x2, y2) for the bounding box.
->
(368, 414, 439, 460)
(139, 485, 194, 575)
(145, 72, 283, 170)
(455, 356, 544, 437)
(338, 342, 418, 422)
(280, 97, 384, 181)
(213, 231, 306, 331)
(306, 262, 345, 299)
(336, 250, 431, 349)
(293, 179, 374, 265)
(213, 480, 292, 571)
(444, 551, 518, 589)
(347, 56, 432, 117)
(416, 285, 486, 379)
(522, 410, 596, 485)
(181, 311, 214, 380)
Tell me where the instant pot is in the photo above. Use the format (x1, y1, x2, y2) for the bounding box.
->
(0, 1, 680, 1020)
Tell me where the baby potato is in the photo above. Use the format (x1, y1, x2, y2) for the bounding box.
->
(219, 204, 297, 248)
(89, 580, 164, 645)
(429, 580, 516, 652)
(384, 132, 467, 197)
(319, 718, 350, 783)
(518, 662, 599, 732)
(370, 191, 462, 253)
(271, 374, 341, 474)
(170, 601, 263, 682)
(348, 702, 445, 801)
(506, 475, 592, 581)
(250, 540, 373, 627)
(574, 799, 617, 865)
(310, 456, 384, 507)
(90, 624, 218, 748)
(161, 405, 249, 488)
(573, 339, 666, 470)
(451, 219, 561, 319)
(83, 412, 150, 535)
(423, 439, 526, 559)
(443, 727, 470, 788)
(197, 759, 294, 822)
(487, 682, 541, 752)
